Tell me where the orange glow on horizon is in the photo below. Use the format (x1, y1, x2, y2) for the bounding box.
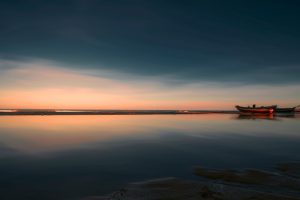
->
(0, 88, 232, 110)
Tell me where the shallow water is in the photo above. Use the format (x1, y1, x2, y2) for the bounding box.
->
(0, 114, 299, 199)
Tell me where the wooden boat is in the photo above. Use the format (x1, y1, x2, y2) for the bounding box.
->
(235, 105, 275, 114)
(275, 107, 296, 113)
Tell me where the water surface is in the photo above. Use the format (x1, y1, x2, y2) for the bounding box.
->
(0, 114, 299, 199)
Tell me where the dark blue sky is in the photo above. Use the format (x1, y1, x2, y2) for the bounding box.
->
(1, 0, 300, 84)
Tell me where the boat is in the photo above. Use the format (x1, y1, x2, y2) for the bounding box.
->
(235, 105, 275, 114)
(274, 105, 300, 113)
(274, 107, 296, 113)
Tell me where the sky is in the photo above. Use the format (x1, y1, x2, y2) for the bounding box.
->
(0, 0, 299, 109)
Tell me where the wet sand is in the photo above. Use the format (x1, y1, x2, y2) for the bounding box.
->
(85, 162, 300, 200)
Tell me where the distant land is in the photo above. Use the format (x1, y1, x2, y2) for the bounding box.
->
(0, 109, 299, 115)
(0, 109, 238, 115)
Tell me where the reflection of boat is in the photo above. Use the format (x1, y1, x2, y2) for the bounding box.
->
(236, 114, 276, 120)
(236, 113, 299, 120)
(235, 105, 275, 114)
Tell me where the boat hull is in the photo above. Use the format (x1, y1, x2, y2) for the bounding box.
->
(275, 107, 296, 113)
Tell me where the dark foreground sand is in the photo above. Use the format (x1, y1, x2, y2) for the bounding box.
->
(83, 162, 300, 200)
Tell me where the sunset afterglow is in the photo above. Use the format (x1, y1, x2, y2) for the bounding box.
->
(0, 59, 299, 110)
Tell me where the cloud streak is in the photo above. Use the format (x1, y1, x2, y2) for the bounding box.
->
(0, 59, 299, 109)
(1, 1, 300, 85)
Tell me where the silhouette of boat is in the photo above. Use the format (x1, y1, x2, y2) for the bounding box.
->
(235, 105, 276, 114)
(275, 107, 296, 113)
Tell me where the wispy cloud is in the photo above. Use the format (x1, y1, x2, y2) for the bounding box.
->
(0, 59, 299, 109)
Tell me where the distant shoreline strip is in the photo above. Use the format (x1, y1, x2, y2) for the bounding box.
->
(0, 110, 238, 115)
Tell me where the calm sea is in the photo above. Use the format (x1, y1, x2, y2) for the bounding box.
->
(0, 114, 299, 199)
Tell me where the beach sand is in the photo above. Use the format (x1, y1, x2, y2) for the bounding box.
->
(83, 162, 300, 200)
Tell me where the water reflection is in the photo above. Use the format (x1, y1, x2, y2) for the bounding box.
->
(275, 113, 300, 118)
(0, 114, 299, 199)
(235, 113, 299, 120)
(0, 114, 241, 153)
(236, 114, 276, 120)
